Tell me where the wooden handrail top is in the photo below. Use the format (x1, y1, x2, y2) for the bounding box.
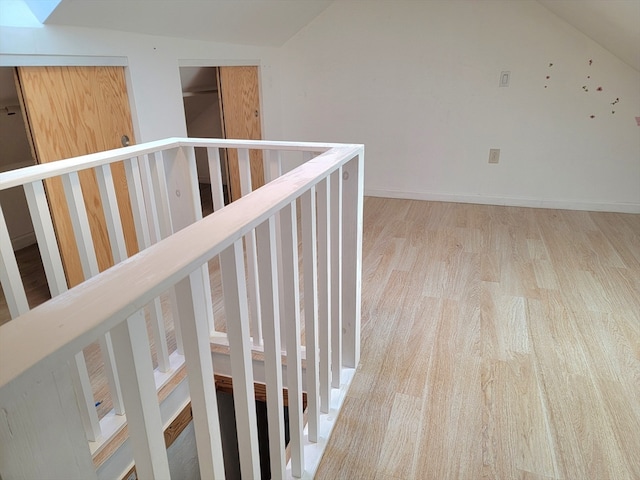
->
(0, 142, 363, 391)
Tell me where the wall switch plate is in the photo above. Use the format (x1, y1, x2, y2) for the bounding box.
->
(499, 71, 510, 87)
(489, 148, 500, 164)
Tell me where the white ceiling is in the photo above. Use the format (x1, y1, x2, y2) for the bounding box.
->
(537, 0, 640, 71)
(27, 0, 640, 71)
(43, 0, 334, 47)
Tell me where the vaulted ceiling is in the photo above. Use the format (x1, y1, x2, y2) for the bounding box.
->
(21, 0, 640, 70)
(537, 0, 639, 71)
(43, 0, 334, 47)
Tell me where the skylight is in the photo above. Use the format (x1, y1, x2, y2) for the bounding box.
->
(0, 0, 61, 28)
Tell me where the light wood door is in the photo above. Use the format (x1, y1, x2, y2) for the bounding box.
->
(16, 66, 138, 287)
(217, 66, 264, 201)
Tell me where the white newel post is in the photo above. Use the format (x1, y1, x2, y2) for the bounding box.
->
(341, 152, 364, 368)
(0, 366, 97, 480)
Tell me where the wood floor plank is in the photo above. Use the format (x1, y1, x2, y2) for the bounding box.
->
(376, 393, 422, 478)
(316, 198, 639, 479)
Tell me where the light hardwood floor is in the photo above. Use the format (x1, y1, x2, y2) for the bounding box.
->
(315, 197, 640, 480)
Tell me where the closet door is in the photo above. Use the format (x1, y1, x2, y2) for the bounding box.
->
(217, 66, 264, 201)
(16, 66, 138, 287)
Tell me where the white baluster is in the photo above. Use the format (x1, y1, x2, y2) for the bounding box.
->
(149, 151, 175, 239)
(301, 186, 320, 442)
(264, 149, 282, 183)
(0, 204, 29, 318)
(341, 154, 364, 367)
(175, 271, 226, 479)
(62, 171, 125, 417)
(266, 150, 286, 350)
(330, 168, 343, 388)
(95, 164, 127, 263)
(23, 179, 100, 441)
(316, 177, 332, 413)
(123, 157, 170, 372)
(110, 310, 170, 479)
(207, 147, 225, 211)
(183, 146, 216, 336)
(60, 172, 99, 277)
(280, 201, 305, 477)
(256, 217, 286, 478)
(138, 153, 162, 245)
(23, 181, 67, 297)
(150, 151, 183, 354)
(220, 240, 261, 478)
(69, 352, 102, 441)
(238, 148, 263, 346)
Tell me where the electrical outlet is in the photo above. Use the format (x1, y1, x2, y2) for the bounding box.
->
(489, 149, 500, 164)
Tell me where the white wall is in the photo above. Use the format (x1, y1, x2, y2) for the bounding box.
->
(277, 0, 640, 212)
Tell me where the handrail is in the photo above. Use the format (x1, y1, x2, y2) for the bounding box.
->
(0, 143, 363, 391)
(0, 138, 345, 191)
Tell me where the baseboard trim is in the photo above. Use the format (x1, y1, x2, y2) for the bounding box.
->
(365, 189, 640, 214)
(11, 232, 37, 251)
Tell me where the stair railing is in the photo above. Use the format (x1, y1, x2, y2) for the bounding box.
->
(0, 138, 364, 479)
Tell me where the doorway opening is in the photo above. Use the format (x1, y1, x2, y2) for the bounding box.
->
(0, 67, 38, 251)
(179, 65, 265, 211)
(179, 66, 229, 214)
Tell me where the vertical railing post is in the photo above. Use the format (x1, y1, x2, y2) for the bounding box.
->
(341, 152, 364, 368)
(175, 271, 226, 479)
(256, 217, 287, 478)
(266, 150, 287, 350)
(301, 185, 320, 442)
(23, 180, 68, 297)
(151, 151, 184, 354)
(0, 204, 29, 318)
(238, 148, 263, 346)
(330, 168, 343, 388)
(316, 176, 332, 413)
(182, 145, 216, 336)
(220, 240, 261, 478)
(207, 147, 226, 211)
(110, 311, 171, 479)
(280, 201, 305, 477)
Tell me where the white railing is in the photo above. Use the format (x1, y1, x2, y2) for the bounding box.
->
(0, 138, 364, 479)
